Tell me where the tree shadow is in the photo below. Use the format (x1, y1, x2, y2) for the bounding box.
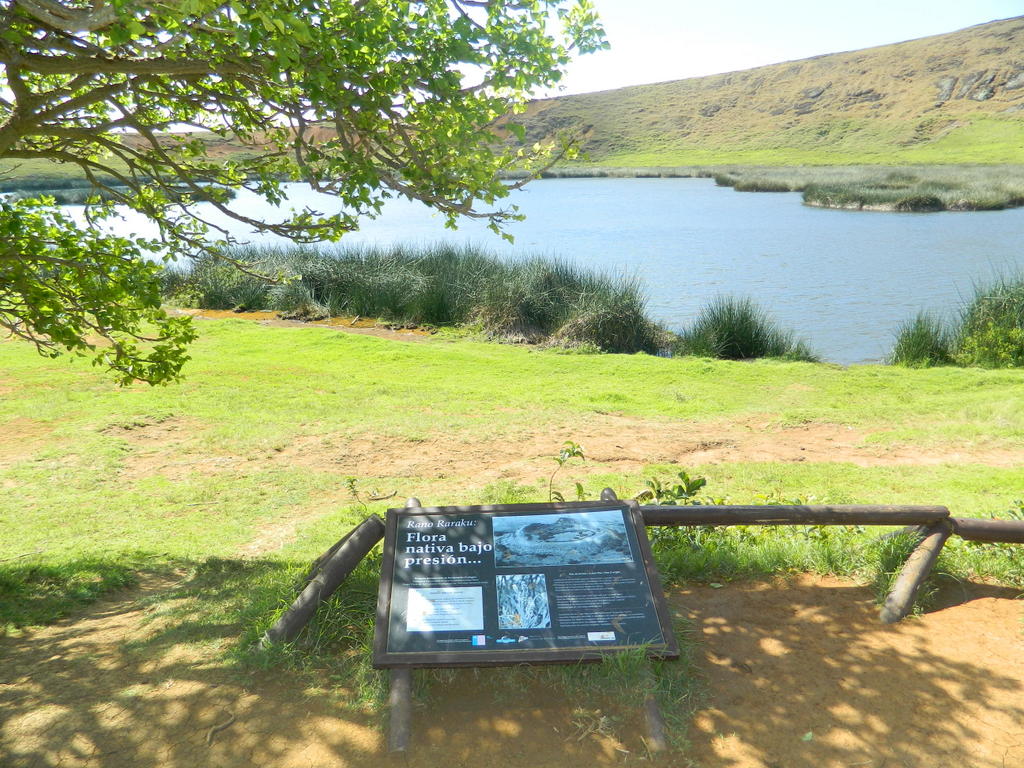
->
(1, 556, 654, 768)
(0, 555, 142, 629)
(0, 558, 385, 768)
(674, 577, 1024, 767)
(7, 561, 1021, 768)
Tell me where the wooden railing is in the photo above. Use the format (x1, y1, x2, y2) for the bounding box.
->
(259, 490, 1024, 754)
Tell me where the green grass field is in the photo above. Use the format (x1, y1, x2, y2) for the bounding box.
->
(2, 318, 1022, 750)
(2, 319, 1022, 612)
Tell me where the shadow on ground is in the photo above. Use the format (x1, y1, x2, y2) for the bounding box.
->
(676, 575, 1024, 768)
(0, 560, 643, 768)
(0, 566, 385, 768)
(2, 569, 1022, 768)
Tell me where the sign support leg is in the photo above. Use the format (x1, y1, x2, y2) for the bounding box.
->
(642, 667, 668, 753)
(387, 495, 420, 753)
(387, 667, 413, 753)
(602, 489, 668, 752)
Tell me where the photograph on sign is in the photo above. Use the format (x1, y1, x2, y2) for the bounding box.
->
(496, 574, 551, 629)
(373, 502, 678, 668)
(492, 510, 633, 566)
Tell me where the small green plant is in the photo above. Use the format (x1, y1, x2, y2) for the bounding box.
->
(636, 470, 707, 505)
(549, 441, 585, 502)
(344, 476, 367, 511)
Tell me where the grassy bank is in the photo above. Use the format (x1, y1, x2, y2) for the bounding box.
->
(3, 318, 1023, 626)
(516, 13, 1024, 167)
(164, 245, 667, 354)
(586, 115, 1024, 167)
(508, 164, 1024, 213)
(166, 245, 835, 363)
(3, 185, 236, 205)
(893, 275, 1024, 368)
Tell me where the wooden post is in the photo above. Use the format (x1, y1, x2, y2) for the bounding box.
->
(641, 668, 668, 754)
(602, 487, 668, 752)
(880, 520, 952, 624)
(260, 514, 385, 647)
(387, 497, 420, 753)
(388, 667, 413, 753)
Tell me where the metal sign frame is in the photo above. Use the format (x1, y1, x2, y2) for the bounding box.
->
(372, 500, 678, 669)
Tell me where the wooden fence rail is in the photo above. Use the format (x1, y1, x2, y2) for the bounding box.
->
(630, 498, 1024, 628)
(950, 517, 1024, 543)
(639, 504, 951, 527)
(254, 492, 1024, 754)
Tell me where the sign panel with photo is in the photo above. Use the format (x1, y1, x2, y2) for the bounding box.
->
(373, 501, 678, 668)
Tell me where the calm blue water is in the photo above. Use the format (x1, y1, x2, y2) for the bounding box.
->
(97, 177, 1024, 364)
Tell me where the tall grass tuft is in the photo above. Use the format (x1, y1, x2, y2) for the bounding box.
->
(957, 275, 1024, 368)
(675, 296, 817, 361)
(889, 311, 955, 367)
(890, 275, 1024, 368)
(163, 244, 664, 354)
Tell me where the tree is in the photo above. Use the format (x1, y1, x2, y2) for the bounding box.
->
(0, 0, 605, 384)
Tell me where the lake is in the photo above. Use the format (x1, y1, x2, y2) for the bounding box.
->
(97, 177, 1024, 364)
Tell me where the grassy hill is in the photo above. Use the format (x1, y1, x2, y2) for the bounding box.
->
(3, 16, 1022, 195)
(515, 16, 1024, 165)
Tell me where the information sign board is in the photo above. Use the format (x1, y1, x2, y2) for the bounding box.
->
(373, 501, 678, 668)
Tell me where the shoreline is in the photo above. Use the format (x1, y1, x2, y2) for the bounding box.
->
(4, 163, 1022, 213)
(501, 164, 1024, 213)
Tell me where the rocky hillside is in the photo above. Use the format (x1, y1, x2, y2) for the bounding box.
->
(514, 16, 1024, 165)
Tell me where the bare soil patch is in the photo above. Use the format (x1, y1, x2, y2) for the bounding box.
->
(270, 414, 1024, 487)
(680, 575, 1024, 768)
(175, 308, 434, 342)
(74, 410, 1024, 557)
(101, 416, 209, 483)
(2, 575, 1021, 767)
(96, 412, 1023, 491)
(0, 417, 52, 468)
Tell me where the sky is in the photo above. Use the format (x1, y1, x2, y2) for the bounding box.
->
(545, 0, 1024, 96)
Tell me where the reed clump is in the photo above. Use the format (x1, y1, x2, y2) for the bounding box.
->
(708, 166, 1024, 212)
(163, 244, 666, 354)
(674, 296, 817, 361)
(506, 165, 1024, 212)
(957, 276, 1024, 368)
(889, 312, 955, 367)
(891, 275, 1024, 368)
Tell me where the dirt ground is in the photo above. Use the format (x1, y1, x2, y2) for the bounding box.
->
(2, 574, 1022, 768)
(97, 404, 1020, 494)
